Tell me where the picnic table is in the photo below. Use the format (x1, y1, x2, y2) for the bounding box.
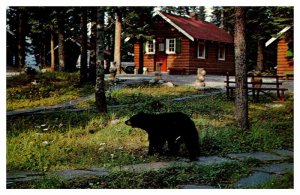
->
(224, 72, 288, 102)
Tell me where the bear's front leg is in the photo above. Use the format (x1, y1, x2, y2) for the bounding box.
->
(148, 135, 164, 155)
(148, 139, 156, 155)
(167, 139, 180, 156)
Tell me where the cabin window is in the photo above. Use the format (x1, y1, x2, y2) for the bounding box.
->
(166, 38, 176, 54)
(146, 40, 155, 54)
(218, 44, 226, 60)
(158, 43, 165, 51)
(197, 42, 206, 59)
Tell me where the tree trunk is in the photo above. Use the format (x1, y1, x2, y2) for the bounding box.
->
(50, 30, 55, 71)
(234, 7, 249, 130)
(220, 7, 224, 29)
(57, 10, 65, 72)
(95, 7, 107, 113)
(39, 43, 45, 68)
(257, 40, 264, 72)
(17, 8, 25, 71)
(114, 9, 122, 74)
(80, 7, 88, 83)
(89, 8, 97, 84)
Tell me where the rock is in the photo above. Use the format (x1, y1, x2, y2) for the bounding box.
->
(194, 81, 205, 90)
(157, 80, 165, 84)
(196, 156, 233, 165)
(115, 161, 189, 173)
(149, 79, 158, 84)
(197, 68, 206, 76)
(227, 152, 286, 161)
(254, 163, 293, 175)
(162, 82, 174, 87)
(179, 184, 216, 189)
(50, 168, 109, 180)
(271, 149, 294, 158)
(42, 141, 49, 146)
(110, 119, 120, 125)
(234, 171, 277, 188)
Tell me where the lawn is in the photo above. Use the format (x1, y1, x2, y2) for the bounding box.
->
(6, 72, 94, 111)
(6, 72, 294, 188)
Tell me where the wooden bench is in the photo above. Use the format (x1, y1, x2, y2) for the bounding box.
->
(225, 72, 288, 102)
(168, 67, 186, 75)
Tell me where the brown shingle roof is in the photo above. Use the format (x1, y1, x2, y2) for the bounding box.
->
(157, 11, 233, 43)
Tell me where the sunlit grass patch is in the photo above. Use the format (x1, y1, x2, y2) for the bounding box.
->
(7, 72, 94, 111)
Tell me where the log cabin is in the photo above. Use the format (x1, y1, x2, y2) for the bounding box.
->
(133, 11, 235, 75)
(265, 26, 294, 77)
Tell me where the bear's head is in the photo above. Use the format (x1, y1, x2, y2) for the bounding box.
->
(125, 112, 147, 128)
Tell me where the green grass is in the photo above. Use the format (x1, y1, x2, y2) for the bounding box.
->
(6, 72, 94, 111)
(7, 72, 216, 111)
(6, 73, 294, 188)
(9, 162, 251, 189)
(7, 92, 293, 172)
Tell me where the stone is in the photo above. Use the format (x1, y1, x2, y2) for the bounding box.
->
(116, 161, 189, 173)
(50, 168, 109, 180)
(162, 82, 174, 87)
(110, 119, 120, 125)
(271, 149, 294, 158)
(254, 163, 293, 175)
(180, 184, 216, 189)
(234, 171, 277, 188)
(194, 68, 206, 89)
(196, 156, 233, 165)
(149, 78, 158, 84)
(7, 171, 45, 184)
(143, 67, 148, 75)
(227, 152, 286, 161)
(197, 68, 206, 76)
(157, 80, 165, 84)
(7, 171, 44, 180)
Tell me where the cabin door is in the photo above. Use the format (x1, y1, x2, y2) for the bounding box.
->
(156, 42, 167, 72)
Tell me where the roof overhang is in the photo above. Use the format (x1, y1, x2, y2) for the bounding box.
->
(153, 11, 195, 41)
(265, 26, 291, 47)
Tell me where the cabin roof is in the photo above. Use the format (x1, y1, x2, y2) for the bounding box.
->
(154, 11, 233, 43)
(265, 26, 291, 47)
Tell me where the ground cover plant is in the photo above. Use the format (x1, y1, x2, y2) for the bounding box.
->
(6, 72, 293, 188)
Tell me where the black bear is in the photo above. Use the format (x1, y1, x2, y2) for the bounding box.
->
(125, 112, 200, 161)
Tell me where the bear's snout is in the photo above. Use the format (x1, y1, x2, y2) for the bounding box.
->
(125, 120, 132, 126)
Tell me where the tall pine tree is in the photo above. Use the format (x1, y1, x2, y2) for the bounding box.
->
(234, 7, 249, 130)
(95, 7, 107, 113)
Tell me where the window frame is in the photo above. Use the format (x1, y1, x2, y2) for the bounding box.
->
(218, 44, 226, 61)
(166, 38, 176, 54)
(197, 42, 206, 59)
(158, 43, 165, 52)
(145, 39, 156, 55)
